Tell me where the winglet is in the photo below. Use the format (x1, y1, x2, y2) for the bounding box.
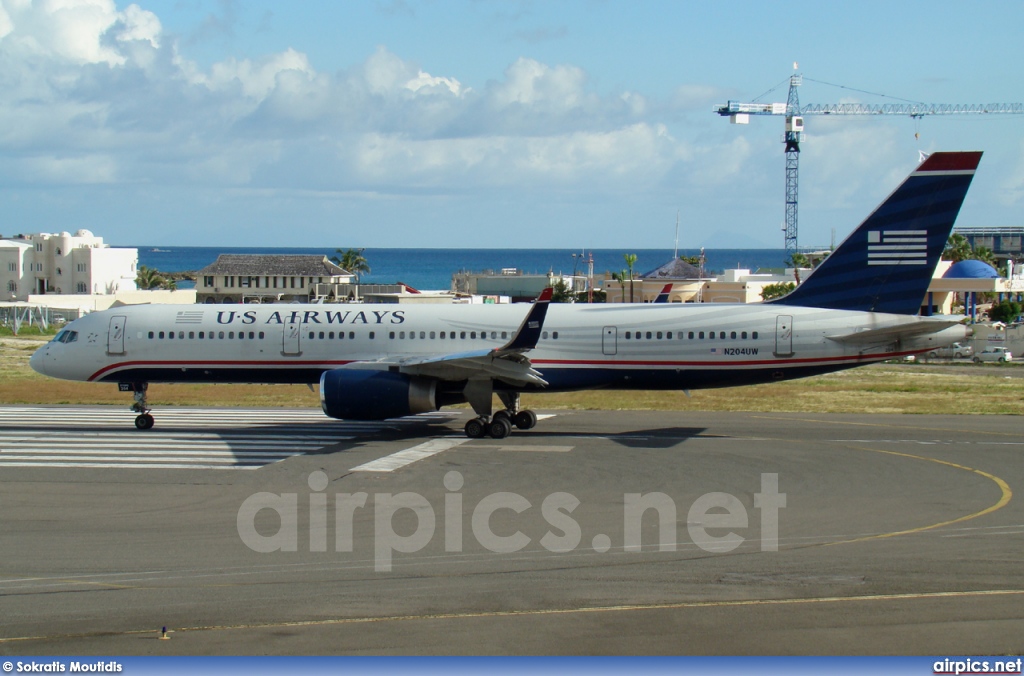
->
(497, 287, 553, 353)
(653, 283, 673, 303)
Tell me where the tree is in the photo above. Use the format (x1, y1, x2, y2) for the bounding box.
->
(943, 233, 972, 263)
(785, 252, 810, 284)
(623, 253, 637, 302)
(331, 248, 371, 283)
(972, 245, 998, 269)
(988, 299, 1022, 323)
(680, 255, 701, 266)
(136, 265, 173, 290)
(550, 278, 576, 303)
(760, 282, 796, 301)
(611, 269, 630, 303)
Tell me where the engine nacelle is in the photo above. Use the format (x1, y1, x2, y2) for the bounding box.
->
(319, 369, 438, 420)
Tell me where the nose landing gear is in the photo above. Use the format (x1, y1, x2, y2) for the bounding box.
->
(121, 382, 154, 430)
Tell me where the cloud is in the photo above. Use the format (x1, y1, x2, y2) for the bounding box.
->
(0, 0, 740, 231)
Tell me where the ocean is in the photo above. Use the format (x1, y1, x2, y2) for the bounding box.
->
(135, 247, 790, 291)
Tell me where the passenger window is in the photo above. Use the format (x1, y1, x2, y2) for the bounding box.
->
(731, 331, 737, 339)
(541, 331, 548, 340)
(348, 332, 355, 340)
(399, 331, 405, 339)
(698, 332, 704, 339)
(148, 331, 154, 339)
(249, 332, 255, 339)
(259, 332, 265, 339)
(646, 332, 652, 339)
(219, 331, 225, 339)
(199, 331, 205, 339)
(168, 332, 174, 340)
(471, 331, 477, 339)
(189, 332, 195, 339)
(688, 331, 694, 339)
(430, 332, 436, 339)
(501, 332, 508, 340)
(319, 331, 325, 339)
(229, 332, 234, 339)
(741, 332, 747, 339)
(625, 331, 631, 339)
(389, 332, 395, 339)
(329, 331, 335, 339)
(420, 331, 426, 339)
(368, 332, 374, 339)
(460, 331, 466, 339)
(552, 331, 559, 339)
(753, 331, 759, 339)
(308, 332, 314, 340)
(720, 332, 726, 339)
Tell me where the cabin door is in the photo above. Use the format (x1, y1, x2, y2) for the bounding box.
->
(774, 315, 794, 357)
(283, 321, 302, 355)
(107, 315, 126, 355)
(602, 326, 617, 356)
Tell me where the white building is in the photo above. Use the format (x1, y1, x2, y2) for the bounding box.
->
(0, 230, 138, 301)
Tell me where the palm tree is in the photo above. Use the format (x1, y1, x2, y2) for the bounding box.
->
(611, 270, 630, 303)
(136, 265, 168, 290)
(943, 234, 972, 263)
(972, 245, 998, 269)
(623, 253, 637, 302)
(785, 252, 809, 284)
(331, 248, 371, 283)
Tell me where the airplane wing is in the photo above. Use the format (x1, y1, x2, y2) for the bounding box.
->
(339, 287, 553, 387)
(826, 316, 965, 344)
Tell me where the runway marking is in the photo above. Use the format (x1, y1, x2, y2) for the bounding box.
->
(0, 406, 455, 470)
(752, 414, 1024, 439)
(825, 444, 1013, 546)
(3, 588, 1023, 645)
(463, 444, 574, 452)
(350, 438, 470, 472)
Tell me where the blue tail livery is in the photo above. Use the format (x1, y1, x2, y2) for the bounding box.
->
(772, 151, 981, 314)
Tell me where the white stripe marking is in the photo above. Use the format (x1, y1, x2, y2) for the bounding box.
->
(350, 438, 470, 472)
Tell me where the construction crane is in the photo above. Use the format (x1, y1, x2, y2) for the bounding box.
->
(715, 71, 1024, 254)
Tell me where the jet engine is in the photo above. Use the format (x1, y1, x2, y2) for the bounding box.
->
(319, 369, 439, 420)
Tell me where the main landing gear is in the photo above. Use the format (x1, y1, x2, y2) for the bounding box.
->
(462, 388, 538, 439)
(125, 382, 154, 430)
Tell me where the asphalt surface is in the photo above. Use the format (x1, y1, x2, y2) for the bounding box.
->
(0, 405, 1021, 655)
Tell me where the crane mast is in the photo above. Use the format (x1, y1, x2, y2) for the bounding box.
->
(715, 73, 1024, 253)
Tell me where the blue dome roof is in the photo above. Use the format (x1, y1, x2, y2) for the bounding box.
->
(943, 260, 1000, 279)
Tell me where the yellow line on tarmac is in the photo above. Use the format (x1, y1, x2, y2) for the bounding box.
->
(825, 445, 1013, 545)
(3, 589, 1024, 643)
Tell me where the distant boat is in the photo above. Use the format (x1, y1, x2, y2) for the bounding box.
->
(149, 248, 171, 252)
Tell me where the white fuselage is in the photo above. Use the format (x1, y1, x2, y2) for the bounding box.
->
(31, 302, 967, 392)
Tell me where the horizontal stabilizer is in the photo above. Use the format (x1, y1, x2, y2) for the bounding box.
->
(826, 316, 965, 344)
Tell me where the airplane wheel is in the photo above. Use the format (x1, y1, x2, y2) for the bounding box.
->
(135, 413, 154, 430)
(513, 409, 538, 430)
(465, 418, 486, 439)
(487, 417, 512, 439)
(492, 410, 512, 426)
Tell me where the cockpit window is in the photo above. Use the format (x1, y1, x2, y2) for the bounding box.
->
(52, 330, 78, 344)
(52, 330, 67, 343)
(65, 331, 78, 343)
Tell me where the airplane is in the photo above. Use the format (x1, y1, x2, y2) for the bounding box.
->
(30, 151, 981, 439)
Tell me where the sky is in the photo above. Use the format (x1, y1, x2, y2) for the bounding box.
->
(0, 0, 1022, 250)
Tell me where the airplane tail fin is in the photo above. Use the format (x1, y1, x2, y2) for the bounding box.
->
(653, 283, 673, 303)
(771, 151, 982, 314)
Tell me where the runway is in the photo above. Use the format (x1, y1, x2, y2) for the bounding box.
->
(0, 405, 1021, 655)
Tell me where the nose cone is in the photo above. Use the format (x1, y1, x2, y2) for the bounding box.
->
(29, 345, 48, 376)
